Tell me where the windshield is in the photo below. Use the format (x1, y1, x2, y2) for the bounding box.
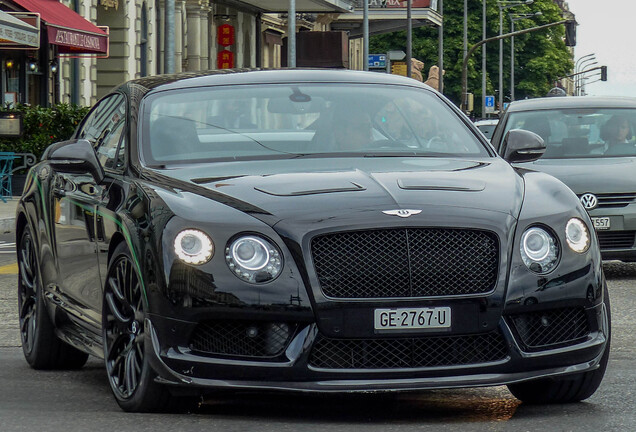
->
(476, 124, 497, 139)
(140, 84, 489, 165)
(503, 108, 636, 158)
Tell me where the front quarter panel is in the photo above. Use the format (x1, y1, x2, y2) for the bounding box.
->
(505, 169, 603, 310)
(152, 188, 313, 319)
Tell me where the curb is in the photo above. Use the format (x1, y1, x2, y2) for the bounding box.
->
(0, 218, 15, 234)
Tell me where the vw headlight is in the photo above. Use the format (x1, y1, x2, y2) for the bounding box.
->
(174, 229, 214, 265)
(226, 235, 283, 283)
(520, 226, 559, 274)
(566, 218, 590, 253)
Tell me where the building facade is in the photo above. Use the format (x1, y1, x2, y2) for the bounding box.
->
(59, 0, 355, 106)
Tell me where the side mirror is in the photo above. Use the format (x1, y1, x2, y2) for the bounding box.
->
(502, 129, 546, 163)
(44, 139, 105, 183)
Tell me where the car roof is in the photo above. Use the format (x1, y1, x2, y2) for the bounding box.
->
(505, 96, 636, 113)
(474, 119, 499, 126)
(120, 68, 437, 97)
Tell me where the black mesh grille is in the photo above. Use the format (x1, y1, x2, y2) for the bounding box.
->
(309, 331, 508, 369)
(311, 228, 499, 298)
(190, 321, 295, 357)
(596, 231, 636, 249)
(508, 308, 590, 349)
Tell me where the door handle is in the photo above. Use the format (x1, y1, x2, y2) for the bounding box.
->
(52, 188, 66, 198)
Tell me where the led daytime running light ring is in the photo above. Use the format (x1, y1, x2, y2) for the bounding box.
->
(566, 218, 590, 253)
(174, 229, 214, 265)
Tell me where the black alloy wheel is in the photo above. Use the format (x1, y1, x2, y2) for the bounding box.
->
(18, 225, 88, 369)
(103, 242, 199, 412)
(103, 244, 147, 402)
(18, 227, 38, 356)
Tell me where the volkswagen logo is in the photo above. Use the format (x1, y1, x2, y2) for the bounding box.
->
(382, 209, 422, 218)
(580, 193, 598, 210)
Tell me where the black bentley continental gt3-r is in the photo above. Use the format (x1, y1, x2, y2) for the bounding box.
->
(16, 69, 610, 412)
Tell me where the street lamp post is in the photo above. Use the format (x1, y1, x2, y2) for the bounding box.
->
(482, 0, 486, 118)
(577, 57, 598, 96)
(577, 58, 597, 95)
(509, 12, 541, 102)
(574, 54, 595, 96)
(498, 0, 533, 112)
(462, 19, 570, 113)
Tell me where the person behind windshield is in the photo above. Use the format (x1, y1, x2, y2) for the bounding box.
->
(208, 100, 256, 130)
(602, 115, 634, 155)
(332, 110, 374, 151)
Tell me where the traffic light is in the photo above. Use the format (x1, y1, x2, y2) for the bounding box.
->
(600, 66, 608, 81)
(565, 20, 577, 47)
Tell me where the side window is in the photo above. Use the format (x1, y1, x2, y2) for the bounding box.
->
(97, 121, 125, 169)
(78, 94, 126, 170)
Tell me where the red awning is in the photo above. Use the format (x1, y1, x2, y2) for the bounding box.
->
(11, 0, 108, 54)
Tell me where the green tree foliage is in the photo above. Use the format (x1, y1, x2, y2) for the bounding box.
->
(369, 0, 573, 116)
(0, 103, 89, 161)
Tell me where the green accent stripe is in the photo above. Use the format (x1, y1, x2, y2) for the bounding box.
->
(68, 198, 149, 307)
(29, 170, 148, 307)
(30, 172, 50, 236)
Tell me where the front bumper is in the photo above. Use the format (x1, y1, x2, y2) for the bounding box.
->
(589, 206, 636, 261)
(144, 302, 608, 394)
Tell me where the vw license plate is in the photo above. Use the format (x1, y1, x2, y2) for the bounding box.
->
(592, 217, 610, 230)
(374, 307, 451, 330)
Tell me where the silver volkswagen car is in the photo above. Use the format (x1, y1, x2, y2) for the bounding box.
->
(491, 96, 636, 262)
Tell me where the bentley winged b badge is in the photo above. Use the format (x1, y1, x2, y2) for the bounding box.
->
(382, 209, 422, 218)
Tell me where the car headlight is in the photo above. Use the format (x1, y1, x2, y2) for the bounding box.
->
(520, 226, 559, 273)
(174, 229, 214, 265)
(226, 235, 283, 283)
(566, 218, 590, 253)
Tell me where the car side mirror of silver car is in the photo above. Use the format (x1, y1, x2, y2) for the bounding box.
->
(502, 129, 546, 163)
(44, 138, 105, 183)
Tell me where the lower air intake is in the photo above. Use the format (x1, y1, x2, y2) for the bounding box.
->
(309, 331, 508, 369)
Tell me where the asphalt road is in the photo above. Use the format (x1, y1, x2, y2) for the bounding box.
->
(1, 244, 635, 431)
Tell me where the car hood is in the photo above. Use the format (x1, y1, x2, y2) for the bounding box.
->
(156, 157, 524, 225)
(519, 157, 636, 194)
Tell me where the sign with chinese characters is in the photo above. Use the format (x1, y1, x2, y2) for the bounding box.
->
(217, 24, 235, 47)
(217, 49, 234, 69)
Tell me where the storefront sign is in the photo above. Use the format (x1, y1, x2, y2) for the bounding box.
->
(0, 11, 39, 48)
(217, 49, 234, 69)
(360, 0, 432, 7)
(217, 24, 235, 47)
(0, 113, 23, 137)
(47, 26, 108, 54)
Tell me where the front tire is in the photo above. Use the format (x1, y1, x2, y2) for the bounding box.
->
(17, 225, 89, 369)
(102, 242, 199, 412)
(507, 288, 611, 404)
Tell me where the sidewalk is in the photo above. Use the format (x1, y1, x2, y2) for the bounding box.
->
(0, 198, 18, 234)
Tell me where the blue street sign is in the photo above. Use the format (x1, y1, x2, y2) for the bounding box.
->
(484, 95, 495, 113)
(368, 54, 387, 69)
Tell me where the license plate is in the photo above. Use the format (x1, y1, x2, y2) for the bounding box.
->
(374, 307, 451, 330)
(592, 217, 610, 230)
